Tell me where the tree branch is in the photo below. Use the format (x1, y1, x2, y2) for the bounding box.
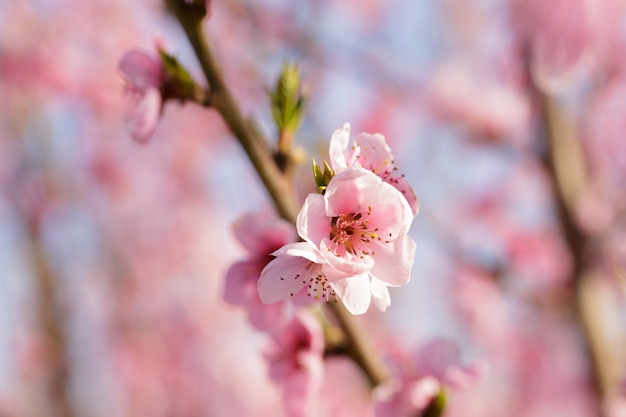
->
(166, 0, 390, 388)
(167, 1, 298, 222)
(541, 93, 623, 415)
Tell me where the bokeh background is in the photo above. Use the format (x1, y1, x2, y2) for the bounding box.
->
(1, 0, 626, 416)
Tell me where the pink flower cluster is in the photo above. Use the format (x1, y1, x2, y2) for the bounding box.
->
(257, 124, 419, 315)
(375, 338, 487, 417)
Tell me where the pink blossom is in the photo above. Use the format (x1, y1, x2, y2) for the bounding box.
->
(413, 338, 488, 390)
(329, 123, 419, 216)
(317, 357, 376, 417)
(258, 241, 391, 314)
(509, 0, 622, 93)
(118, 48, 164, 143)
(298, 168, 415, 286)
(374, 376, 441, 417)
(223, 212, 297, 331)
(426, 63, 531, 145)
(265, 312, 325, 417)
(258, 242, 343, 305)
(258, 168, 416, 314)
(374, 338, 486, 417)
(510, 0, 590, 93)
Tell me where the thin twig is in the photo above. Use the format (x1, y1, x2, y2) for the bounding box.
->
(167, 1, 298, 222)
(166, 0, 390, 388)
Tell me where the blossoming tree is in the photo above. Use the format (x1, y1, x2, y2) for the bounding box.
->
(0, 1, 625, 417)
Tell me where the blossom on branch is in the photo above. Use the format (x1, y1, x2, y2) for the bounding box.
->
(258, 164, 417, 315)
(374, 338, 487, 417)
(223, 212, 297, 331)
(266, 312, 325, 417)
(118, 48, 165, 143)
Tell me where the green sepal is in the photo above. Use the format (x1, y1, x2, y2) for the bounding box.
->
(421, 389, 447, 417)
(312, 159, 335, 194)
(158, 49, 197, 100)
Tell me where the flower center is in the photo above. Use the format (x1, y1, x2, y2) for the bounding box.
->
(329, 208, 389, 258)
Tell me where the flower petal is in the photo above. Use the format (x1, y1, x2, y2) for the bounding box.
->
(273, 242, 326, 264)
(297, 193, 330, 248)
(414, 338, 488, 389)
(330, 274, 372, 315)
(233, 212, 296, 255)
(129, 88, 161, 144)
(223, 259, 262, 305)
(118, 49, 162, 92)
(329, 123, 351, 172)
(390, 175, 420, 216)
(324, 168, 380, 216)
(370, 236, 416, 286)
(352, 132, 394, 174)
(370, 278, 391, 311)
(258, 254, 311, 304)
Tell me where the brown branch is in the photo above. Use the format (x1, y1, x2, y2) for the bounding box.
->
(540, 93, 624, 414)
(166, 0, 298, 223)
(329, 302, 389, 386)
(166, 0, 389, 388)
(25, 219, 74, 417)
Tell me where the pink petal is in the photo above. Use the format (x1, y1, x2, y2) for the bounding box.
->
(319, 240, 374, 276)
(297, 194, 330, 249)
(369, 236, 416, 286)
(370, 278, 391, 311)
(374, 376, 440, 417)
(118, 49, 163, 92)
(248, 302, 288, 333)
(258, 254, 311, 304)
(223, 259, 262, 305)
(325, 170, 413, 241)
(324, 168, 381, 216)
(330, 274, 372, 315)
(318, 357, 375, 417)
(414, 338, 487, 389)
(233, 212, 296, 255)
(273, 241, 326, 263)
(129, 88, 161, 144)
(389, 175, 419, 216)
(282, 370, 322, 417)
(329, 123, 351, 172)
(361, 182, 414, 237)
(352, 133, 394, 174)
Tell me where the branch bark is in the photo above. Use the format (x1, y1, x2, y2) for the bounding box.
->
(541, 93, 624, 415)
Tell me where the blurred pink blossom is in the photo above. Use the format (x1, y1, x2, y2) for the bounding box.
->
(223, 212, 296, 331)
(265, 312, 324, 417)
(426, 63, 530, 144)
(505, 229, 573, 286)
(374, 338, 485, 417)
(413, 338, 488, 390)
(118, 48, 164, 143)
(318, 357, 376, 417)
(509, 0, 623, 92)
(374, 375, 440, 417)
